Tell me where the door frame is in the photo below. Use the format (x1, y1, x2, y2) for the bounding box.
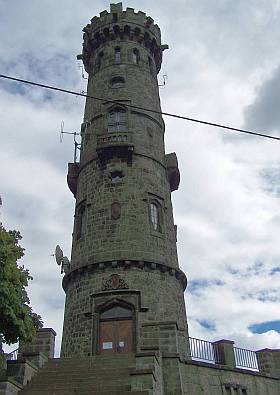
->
(95, 298, 136, 355)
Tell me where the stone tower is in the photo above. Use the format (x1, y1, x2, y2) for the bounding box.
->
(61, 2, 189, 360)
(2, 4, 280, 395)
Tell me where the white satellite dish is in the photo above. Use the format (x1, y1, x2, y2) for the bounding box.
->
(55, 245, 63, 265)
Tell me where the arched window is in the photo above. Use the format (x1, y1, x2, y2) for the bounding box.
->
(110, 76, 125, 88)
(150, 201, 160, 231)
(76, 203, 86, 239)
(132, 48, 140, 64)
(100, 306, 132, 321)
(115, 47, 121, 63)
(108, 108, 127, 133)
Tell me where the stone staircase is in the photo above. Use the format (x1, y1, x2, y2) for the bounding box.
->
(19, 354, 149, 395)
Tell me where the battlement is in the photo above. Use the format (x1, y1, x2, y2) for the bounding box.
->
(89, 3, 161, 42)
(79, 2, 168, 74)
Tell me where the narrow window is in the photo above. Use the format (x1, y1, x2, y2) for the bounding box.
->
(96, 52, 103, 72)
(76, 204, 86, 239)
(148, 56, 155, 76)
(150, 202, 160, 231)
(108, 109, 127, 133)
(132, 49, 140, 64)
(115, 47, 121, 63)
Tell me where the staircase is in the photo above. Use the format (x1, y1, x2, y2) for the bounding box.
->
(19, 354, 149, 395)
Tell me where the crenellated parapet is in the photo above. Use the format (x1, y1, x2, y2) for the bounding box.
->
(78, 2, 168, 74)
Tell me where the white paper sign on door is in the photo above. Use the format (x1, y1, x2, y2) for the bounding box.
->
(102, 342, 113, 349)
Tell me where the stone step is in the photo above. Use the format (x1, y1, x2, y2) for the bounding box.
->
(27, 377, 132, 387)
(37, 366, 133, 373)
(22, 391, 148, 395)
(19, 356, 141, 394)
(21, 384, 132, 394)
(46, 359, 135, 369)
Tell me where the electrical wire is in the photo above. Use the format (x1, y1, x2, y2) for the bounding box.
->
(1, 73, 279, 142)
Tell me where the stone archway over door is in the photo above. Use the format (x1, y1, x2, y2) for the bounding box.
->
(99, 305, 133, 354)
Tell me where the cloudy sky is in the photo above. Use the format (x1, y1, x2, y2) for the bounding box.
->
(1, 0, 280, 356)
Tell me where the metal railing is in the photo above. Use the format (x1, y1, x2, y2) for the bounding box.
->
(188, 337, 259, 371)
(188, 337, 222, 364)
(234, 346, 259, 370)
(5, 348, 18, 361)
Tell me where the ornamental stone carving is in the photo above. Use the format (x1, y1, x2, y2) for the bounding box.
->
(102, 274, 129, 291)
(111, 201, 121, 220)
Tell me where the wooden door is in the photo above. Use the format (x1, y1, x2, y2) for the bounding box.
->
(99, 319, 133, 354)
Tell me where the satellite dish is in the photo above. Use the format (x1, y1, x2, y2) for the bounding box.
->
(55, 245, 63, 265)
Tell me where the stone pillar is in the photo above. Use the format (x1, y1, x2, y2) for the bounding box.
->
(256, 348, 280, 378)
(19, 328, 56, 359)
(0, 354, 6, 381)
(213, 339, 235, 368)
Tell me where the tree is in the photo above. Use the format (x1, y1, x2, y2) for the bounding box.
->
(0, 225, 43, 345)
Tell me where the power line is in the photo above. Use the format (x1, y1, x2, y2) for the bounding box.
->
(1, 73, 280, 142)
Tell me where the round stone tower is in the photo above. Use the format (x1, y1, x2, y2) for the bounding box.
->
(61, 2, 189, 359)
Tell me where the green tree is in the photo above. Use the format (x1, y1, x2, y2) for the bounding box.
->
(0, 225, 43, 345)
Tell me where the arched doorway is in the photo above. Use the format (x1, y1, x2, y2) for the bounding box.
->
(98, 304, 133, 354)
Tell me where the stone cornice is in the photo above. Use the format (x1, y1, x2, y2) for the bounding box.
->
(62, 259, 187, 292)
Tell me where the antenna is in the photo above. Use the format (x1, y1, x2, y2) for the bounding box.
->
(58, 121, 81, 163)
(158, 74, 168, 88)
(59, 121, 64, 142)
(73, 132, 81, 163)
(78, 63, 88, 80)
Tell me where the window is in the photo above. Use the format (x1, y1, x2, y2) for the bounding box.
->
(150, 202, 160, 231)
(132, 48, 140, 64)
(76, 203, 86, 239)
(96, 52, 104, 72)
(110, 76, 125, 88)
(115, 47, 121, 63)
(108, 108, 127, 133)
(101, 306, 132, 320)
(110, 171, 124, 182)
(148, 56, 155, 76)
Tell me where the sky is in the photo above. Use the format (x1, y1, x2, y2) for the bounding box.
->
(0, 0, 280, 356)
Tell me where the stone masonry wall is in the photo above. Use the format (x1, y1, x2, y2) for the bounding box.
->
(180, 361, 280, 395)
(61, 265, 188, 358)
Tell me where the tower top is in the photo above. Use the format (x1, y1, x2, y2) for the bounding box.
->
(79, 2, 168, 74)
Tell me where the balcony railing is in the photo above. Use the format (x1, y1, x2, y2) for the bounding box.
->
(5, 348, 18, 361)
(234, 346, 259, 370)
(188, 337, 259, 371)
(97, 132, 133, 149)
(189, 337, 222, 364)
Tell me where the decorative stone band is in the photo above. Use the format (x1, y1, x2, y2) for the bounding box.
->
(62, 259, 187, 291)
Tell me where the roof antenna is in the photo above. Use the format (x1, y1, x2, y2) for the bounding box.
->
(59, 121, 81, 163)
(158, 74, 168, 88)
(78, 63, 88, 80)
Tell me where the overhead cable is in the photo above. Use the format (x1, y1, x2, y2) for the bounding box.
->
(0, 73, 279, 142)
